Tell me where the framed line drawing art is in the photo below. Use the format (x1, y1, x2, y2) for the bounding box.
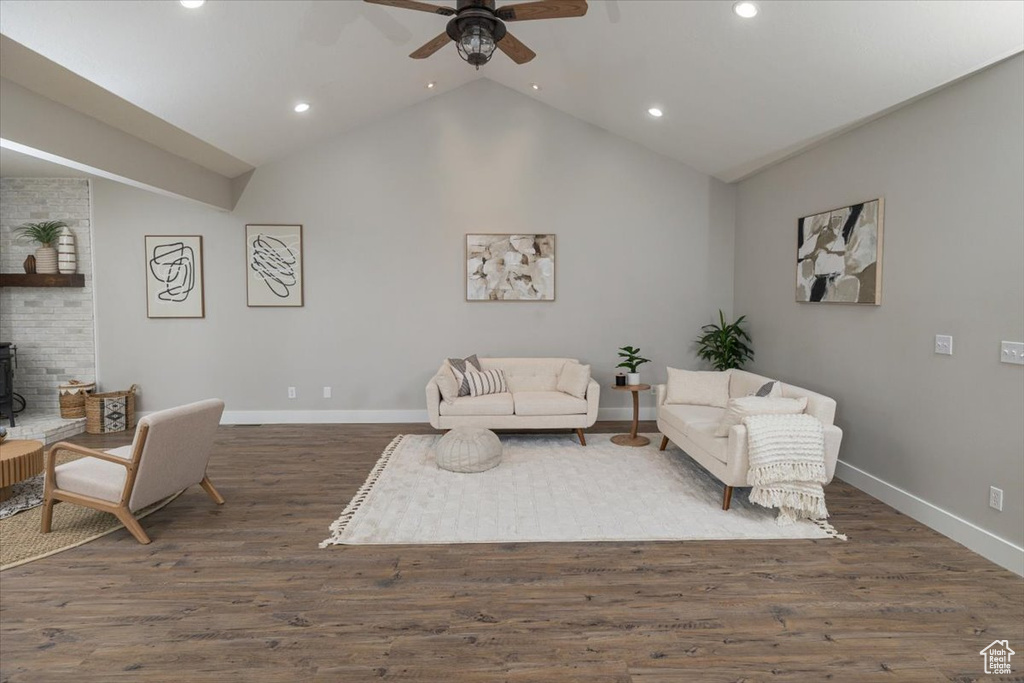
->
(145, 235, 205, 318)
(466, 233, 555, 301)
(245, 224, 304, 307)
(796, 198, 883, 305)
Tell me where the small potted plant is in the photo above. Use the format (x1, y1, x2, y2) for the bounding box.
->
(695, 310, 754, 370)
(616, 345, 651, 385)
(15, 220, 67, 275)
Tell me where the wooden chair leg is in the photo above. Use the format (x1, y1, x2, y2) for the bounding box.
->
(722, 486, 734, 511)
(575, 428, 587, 446)
(40, 496, 55, 534)
(115, 508, 152, 545)
(200, 476, 225, 505)
(659, 435, 669, 451)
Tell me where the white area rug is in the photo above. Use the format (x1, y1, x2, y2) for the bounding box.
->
(320, 433, 845, 547)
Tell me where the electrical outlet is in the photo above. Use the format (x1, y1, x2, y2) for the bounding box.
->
(323, 386, 332, 399)
(287, 387, 296, 399)
(1000, 341, 1024, 365)
(934, 335, 953, 355)
(989, 486, 1003, 512)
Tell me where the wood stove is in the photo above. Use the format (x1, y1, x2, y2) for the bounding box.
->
(0, 342, 15, 427)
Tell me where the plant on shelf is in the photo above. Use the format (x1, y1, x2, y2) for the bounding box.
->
(15, 220, 68, 275)
(616, 345, 651, 385)
(695, 310, 754, 371)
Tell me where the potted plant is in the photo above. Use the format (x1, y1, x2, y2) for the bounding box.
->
(15, 220, 67, 275)
(616, 345, 651, 385)
(695, 310, 754, 371)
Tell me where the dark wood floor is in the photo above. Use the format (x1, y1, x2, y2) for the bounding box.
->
(1, 422, 1020, 682)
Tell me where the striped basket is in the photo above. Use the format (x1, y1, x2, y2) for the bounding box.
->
(58, 380, 95, 419)
(85, 385, 138, 435)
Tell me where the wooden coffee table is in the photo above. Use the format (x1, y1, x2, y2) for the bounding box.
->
(0, 439, 45, 502)
(610, 384, 651, 447)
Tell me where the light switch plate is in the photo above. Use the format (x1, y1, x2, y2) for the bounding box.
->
(1000, 341, 1024, 365)
(935, 335, 953, 355)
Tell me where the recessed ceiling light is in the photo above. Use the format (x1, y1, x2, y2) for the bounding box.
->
(180, 0, 205, 8)
(530, 83, 541, 91)
(647, 107, 663, 118)
(426, 82, 436, 89)
(733, 1, 758, 18)
(293, 102, 310, 113)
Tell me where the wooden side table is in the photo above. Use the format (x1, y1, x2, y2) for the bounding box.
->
(0, 439, 45, 501)
(610, 384, 651, 447)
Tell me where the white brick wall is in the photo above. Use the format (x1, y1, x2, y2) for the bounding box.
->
(0, 178, 95, 413)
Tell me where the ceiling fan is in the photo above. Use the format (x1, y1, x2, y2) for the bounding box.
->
(364, 0, 588, 68)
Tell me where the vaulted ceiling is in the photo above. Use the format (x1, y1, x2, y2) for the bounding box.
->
(1, 0, 1022, 185)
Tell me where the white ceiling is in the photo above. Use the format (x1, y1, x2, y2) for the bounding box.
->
(1, 0, 1022, 182)
(0, 147, 92, 178)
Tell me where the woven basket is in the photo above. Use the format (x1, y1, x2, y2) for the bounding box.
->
(58, 381, 95, 419)
(85, 385, 138, 435)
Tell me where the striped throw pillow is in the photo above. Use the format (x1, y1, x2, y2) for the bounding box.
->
(466, 369, 508, 397)
(447, 354, 482, 397)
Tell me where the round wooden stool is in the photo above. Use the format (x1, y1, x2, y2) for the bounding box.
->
(0, 439, 45, 502)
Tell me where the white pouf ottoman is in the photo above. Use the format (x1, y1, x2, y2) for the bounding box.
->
(435, 428, 502, 473)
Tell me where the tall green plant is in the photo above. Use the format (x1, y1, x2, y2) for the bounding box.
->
(15, 220, 67, 247)
(616, 345, 650, 373)
(696, 310, 754, 371)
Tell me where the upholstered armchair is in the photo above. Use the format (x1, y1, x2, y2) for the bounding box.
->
(42, 399, 225, 544)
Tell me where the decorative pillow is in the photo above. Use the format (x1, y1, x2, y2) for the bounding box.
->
(466, 369, 508, 397)
(447, 354, 482, 397)
(436, 368, 460, 404)
(715, 396, 808, 436)
(557, 363, 591, 399)
(665, 367, 730, 408)
(751, 380, 782, 398)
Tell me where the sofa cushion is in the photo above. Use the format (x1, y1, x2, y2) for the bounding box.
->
(514, 391, 588, 416)
(658, 404, 725, 435)
(556, 362, 591, 399)
(666, 368, 730, 408)
(439, 392, 514, 416)
(715, 396, 808, 436)
(684, 421, 729, 464)
(54, 446, 132, 503)
(481, 358, 567, 392)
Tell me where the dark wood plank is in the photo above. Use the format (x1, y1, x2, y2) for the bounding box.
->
(0, 421, 1020, 682)
(0, 273, 85, 287)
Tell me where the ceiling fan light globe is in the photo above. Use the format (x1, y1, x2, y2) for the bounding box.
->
(456, 24, 497, 68)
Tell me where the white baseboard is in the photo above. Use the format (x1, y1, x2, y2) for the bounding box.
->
(835, 460, 1023, 576)
(219, 407, 657, 425)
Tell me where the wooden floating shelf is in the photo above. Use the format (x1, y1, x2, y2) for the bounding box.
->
(0, 273, 85, 288)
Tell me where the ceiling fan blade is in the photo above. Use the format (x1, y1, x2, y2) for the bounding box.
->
(495, 0, 587, 22)
(410, 32, 453, 59)
(363, 0, 456, 17)
(496, 32, 536, 64)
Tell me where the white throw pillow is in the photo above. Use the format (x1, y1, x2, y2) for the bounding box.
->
(665, 368, 730, 408)
(557, 363, 591, 399)
(715, 396, 808, 436)
(436, 366, 460, 404)
(466, 369, 508, 397)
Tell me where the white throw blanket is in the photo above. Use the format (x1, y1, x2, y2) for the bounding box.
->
(744, 413, 828, 525)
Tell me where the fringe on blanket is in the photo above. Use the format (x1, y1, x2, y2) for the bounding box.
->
(319, 434, 404, 548)
(749, 484, 828, 524)
(747, 461, 826, 487)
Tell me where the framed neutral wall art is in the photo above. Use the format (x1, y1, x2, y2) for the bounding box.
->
(245, 224, 304, 307)
(466, 234, 555, 301)
(796, 198, 883, 305)
(145, 235, 205, 318)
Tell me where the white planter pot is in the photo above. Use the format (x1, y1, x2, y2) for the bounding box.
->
(34, 246, 58, 274)
(626, 373, 640, 385)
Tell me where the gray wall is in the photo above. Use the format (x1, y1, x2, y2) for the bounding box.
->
(91, 79, 735, 417)
(0, 178, 95, 414)
(734, 55, 1024, 545)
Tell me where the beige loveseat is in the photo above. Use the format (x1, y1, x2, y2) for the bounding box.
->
(654, 369, 842, 510)
(426, 358, 600, 444)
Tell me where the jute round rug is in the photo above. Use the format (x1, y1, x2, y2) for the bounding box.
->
(0, 448, 183, 571)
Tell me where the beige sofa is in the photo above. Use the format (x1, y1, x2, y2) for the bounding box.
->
(426, 357, 600, 444)
(654, 369, 842, 510)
